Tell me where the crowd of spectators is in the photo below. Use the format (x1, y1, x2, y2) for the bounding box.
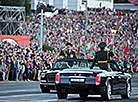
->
(0, 41, 52, 81)
(0, 5, 138, 81)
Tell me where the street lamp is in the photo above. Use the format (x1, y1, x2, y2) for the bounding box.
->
(111, 29, 117, 53)
(82, 0, 88, 59)
(40, 7, 43, 52)
(37, 2, 44, 52)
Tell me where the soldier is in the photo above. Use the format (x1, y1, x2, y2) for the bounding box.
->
(91, 42, 114, 70)
(60, 42, 76, 59)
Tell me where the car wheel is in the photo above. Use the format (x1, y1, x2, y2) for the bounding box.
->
(79, 93, 88, 98)
(121, 81, 131, 99)
(101, 82, 112, 100)
(57, 91, 68, 99)
(41, 87, 50, 93)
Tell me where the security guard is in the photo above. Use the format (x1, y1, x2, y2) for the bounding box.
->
(60, 42, 76, 59)
(91, 42, 114, 70)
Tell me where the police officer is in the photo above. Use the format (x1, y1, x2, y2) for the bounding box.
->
(60, 42, 76, 59)
(91, 42, 114, 70)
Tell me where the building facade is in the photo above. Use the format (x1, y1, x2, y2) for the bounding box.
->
(88, 0, 114, 9)
(31, 0, 114, 11)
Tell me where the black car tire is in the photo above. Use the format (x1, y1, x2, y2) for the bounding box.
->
(79, 93, 88, 98)
(121, 81, 131, 99)
(57, 91, 68, 99)
(41, 87, 50, 93)
(101, 82, 112, 100)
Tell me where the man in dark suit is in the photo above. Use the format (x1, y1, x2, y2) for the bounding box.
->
(91, 42, 114, 70)
(60, 42, 76, 59)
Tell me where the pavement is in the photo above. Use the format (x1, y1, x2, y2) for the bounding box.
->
(0, 78, 138, 102)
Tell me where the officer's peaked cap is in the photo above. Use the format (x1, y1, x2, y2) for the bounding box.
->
(98, 42, 106, 48)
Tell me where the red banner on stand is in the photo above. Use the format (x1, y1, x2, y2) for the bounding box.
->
(0, 35, 30, 47)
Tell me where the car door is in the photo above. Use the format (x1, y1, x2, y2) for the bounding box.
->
(110, 63, 121, 92)
(119, 72, 127, 90)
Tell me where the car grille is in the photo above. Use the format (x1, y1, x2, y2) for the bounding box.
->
(47, 74, 56, 83)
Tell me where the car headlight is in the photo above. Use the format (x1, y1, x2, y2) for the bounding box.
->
(41, 73, 45, 78)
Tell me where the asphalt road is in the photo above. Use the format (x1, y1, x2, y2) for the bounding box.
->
(0, 78, 138, 102)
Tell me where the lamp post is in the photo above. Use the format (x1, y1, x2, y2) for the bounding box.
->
(111, 29, 117, 53)
(82, 0, 88, 59)
(40, 7, 43, 52)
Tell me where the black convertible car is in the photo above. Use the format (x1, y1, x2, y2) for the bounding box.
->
(40, 59, 93, 93)
(55, 59, 132, 100)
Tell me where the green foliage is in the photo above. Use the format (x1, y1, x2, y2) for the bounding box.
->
(42, 44, 53, 52)
(25, 16, 33, 22)
(0, 0, 25, 6)
(114, 0, 129, 3)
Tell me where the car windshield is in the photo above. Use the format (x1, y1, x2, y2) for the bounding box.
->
(52, 59, 120, 71)
(52, 59, 93, 70)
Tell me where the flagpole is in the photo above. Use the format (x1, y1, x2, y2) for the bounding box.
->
(112, 33, 115, 53)
(84, 0, 88, 59)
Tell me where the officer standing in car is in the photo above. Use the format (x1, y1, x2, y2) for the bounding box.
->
(91, 42, 114, 70)
(60, 42, 76, 59)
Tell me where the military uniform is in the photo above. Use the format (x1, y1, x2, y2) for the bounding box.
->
(91, 42, 114, 70)
(60, 42, 76, 59)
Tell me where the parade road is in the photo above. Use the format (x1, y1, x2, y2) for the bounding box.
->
(0, 78, 138, 102)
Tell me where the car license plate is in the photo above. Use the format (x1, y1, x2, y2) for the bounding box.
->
(70, 79, 85, 82)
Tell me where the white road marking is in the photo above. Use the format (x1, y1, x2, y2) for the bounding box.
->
(0, 89, 40, 93)
(0, 93, 56, 99)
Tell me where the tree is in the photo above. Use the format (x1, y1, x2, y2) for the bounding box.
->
(114, 0, 129, 3)
(42, 44, 54, 52)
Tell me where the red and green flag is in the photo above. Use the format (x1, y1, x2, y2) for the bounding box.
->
(86, 38, 94, 50)
(80, 35, 85, 39)
(76, 40, 82, 58)
(105, 39, 108, 45)
(121, 43, 125, 50)
(116, 17, 123, 24)
(87, 42, 94, 57)
(132, 41, 138, 51)
(123, 40, 130, 55)
(104, 39, 112, 51)
(132, 41, 138, 49)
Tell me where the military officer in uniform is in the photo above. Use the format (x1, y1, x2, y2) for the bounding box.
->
(60, 42, 76, 59)
(91, 42, 114, 70)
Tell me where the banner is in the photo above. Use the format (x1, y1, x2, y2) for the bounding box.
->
(0, 35, 30, 47)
